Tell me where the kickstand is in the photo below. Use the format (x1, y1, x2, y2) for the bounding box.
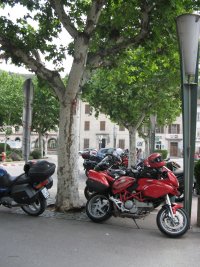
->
(132, 218, 140, 229)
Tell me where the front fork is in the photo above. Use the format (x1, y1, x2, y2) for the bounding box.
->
(165, 194, 183, 218)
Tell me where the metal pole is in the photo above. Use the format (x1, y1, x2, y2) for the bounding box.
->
(182, 82, 198, 219)
(176, 14, 200, 222)
(22, 79, 34, 163)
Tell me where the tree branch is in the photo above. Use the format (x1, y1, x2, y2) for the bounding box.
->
(0, 37, 65, 100)
(87, 0, 153, 68)
(84, 0, 106, 36)
(50, 0, 78, 39)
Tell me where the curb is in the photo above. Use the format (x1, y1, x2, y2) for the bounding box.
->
(0, 162, 24, 166)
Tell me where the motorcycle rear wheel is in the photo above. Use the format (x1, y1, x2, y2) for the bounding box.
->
(86, 193, 112, 222)
(21, 194, 47, 216)
(156, 207, 189, 238)
(84, 186, 95, 200)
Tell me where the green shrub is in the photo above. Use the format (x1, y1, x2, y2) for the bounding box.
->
(6, 149, 22, 161)
(154, 149, 168, 159)
(9, 152, 22, 161)
(194, 160, 200, 195)
(0, 143, 11, 153)
(30, 149, 41, 159)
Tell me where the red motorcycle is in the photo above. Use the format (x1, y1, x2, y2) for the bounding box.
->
(85, 153, 189, 238)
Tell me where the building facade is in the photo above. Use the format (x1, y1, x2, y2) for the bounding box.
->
(2, 99, 200, 158)
(77, 101, 184, 157)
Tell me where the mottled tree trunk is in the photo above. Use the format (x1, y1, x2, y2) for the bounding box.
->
(144, 136, 149, 158)
(128, 126, 137, 167)
(56, 98, 80, 210)
(38, 132, 44, 158)
(55, 34, 89, 211)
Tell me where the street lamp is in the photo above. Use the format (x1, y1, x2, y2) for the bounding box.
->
(176, 13, 200, 220)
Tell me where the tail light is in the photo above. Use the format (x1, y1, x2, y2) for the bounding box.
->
(34, 179, 48, 189)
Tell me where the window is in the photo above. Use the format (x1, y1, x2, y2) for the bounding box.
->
(118, 139, 125, 149)
(84, 121, 90, 131)
(84, 138, 89, 149)
(156, 126, 164, 134)
(168, 124, 180, 134)
(100, 121, 105, 131)
(85, 104, 91, 114)
(119, 125, 125, 131)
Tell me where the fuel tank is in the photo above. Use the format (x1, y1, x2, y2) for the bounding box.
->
(112, 176, 135, 194)
(137, 178, 176, 198)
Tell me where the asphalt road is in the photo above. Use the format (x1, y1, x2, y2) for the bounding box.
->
(0, 209, 200, 267)
(1, 155, 200, 267)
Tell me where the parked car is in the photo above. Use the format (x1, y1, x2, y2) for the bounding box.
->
(78, 148, 97, 156)
(96, 148, 115, 159)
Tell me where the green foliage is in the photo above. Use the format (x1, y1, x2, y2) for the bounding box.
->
(30, 149, 41, 159)
(0, 72, 59, 136)
(154, 149, 168, 160)
(82, 47, 181, 130)
(6, 149, 22, 161)
(194, 160, 200, 195)
(0, 143, 11, 153)
(0, 71, 24, 127)
(31, 77, 59, 135)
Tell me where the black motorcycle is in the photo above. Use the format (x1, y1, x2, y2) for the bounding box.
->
(0, 160, 55, 216)
(82, 155, 102, 177)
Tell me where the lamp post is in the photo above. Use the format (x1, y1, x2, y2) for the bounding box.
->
(176, 14, 200, 220)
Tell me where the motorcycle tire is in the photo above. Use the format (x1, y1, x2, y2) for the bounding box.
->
(86, 193, 112, 223)
(85, 169, 90, 177)
(84, 186, 95, 200)
(21, 193, 47, 216)
(156, 207, 189, 238)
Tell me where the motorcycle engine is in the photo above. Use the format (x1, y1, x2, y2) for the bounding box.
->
(124, 200, 154, 214)
(124, 200, 137, 213)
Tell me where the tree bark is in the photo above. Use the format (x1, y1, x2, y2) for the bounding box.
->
(55, 34, 89, 211)
(56, 99, 80, 211)
(128, 126, 137, 167)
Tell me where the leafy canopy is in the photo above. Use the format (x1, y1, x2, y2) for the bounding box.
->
(82, 46, 181, 129)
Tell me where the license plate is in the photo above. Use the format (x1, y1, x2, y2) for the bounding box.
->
(41, 188, 50, 199)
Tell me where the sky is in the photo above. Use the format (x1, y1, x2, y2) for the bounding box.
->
(0, 4, 73, 76)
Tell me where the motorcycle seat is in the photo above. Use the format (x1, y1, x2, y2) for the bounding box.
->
(0, 173, 30, 187)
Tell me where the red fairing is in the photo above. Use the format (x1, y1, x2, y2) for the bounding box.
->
(88, 170, 110, 187)
(136, 178, 178, 198)
(112, 176, 135, 194)
(165, 169, 179, 187)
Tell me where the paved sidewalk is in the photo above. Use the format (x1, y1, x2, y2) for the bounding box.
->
(1, 155, 200, 233)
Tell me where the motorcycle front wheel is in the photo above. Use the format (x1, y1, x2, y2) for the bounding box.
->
(156, 207, 189, 238)
(86, 193, 112, 222)
(21, 193, 47, 216)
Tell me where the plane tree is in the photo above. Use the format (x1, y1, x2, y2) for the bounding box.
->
(82, 48, 181, 165)
(0, 0, 198, 210)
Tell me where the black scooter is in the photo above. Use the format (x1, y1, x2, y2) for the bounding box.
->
(0, 160, 55, 216)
